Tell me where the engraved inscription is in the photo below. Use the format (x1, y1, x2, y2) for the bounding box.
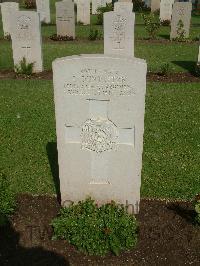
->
(81, 118, 118, 153)
(112, 14, 126, 49)
(64, 68, 135, 96)
(17, 15, 32, 40)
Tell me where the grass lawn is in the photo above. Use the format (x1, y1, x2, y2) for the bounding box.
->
(0, 40, 199, 73)
(1, 80, 200, 200)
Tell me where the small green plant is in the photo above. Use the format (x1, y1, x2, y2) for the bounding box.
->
(52, 198, 138, 256)
(158, 63, 170, 76)
(96, 3, 113, 25)
(142, 13, 160, 39)
(0, 172, 16, 226)
(194, 194, 200, 225)
(14, 57, 34, 76)
(88, 29, 99, 41)
(23, 0, 36, 9)
(174, 19, 187, 42)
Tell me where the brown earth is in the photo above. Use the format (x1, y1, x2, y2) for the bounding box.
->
(0, 70, 199, 83)
(0, 194, 200, 266)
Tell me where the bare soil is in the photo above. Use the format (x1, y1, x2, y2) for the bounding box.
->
(0, 70, 199, 83)
(0, 194, 200, 266)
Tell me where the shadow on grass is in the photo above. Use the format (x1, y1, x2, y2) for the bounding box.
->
(0, 221, 69, 266)
(46, 142, 61, 204)
(158, 34, 170, 40)
(171, 61, 196, 74)
(167, 203, 196, 225)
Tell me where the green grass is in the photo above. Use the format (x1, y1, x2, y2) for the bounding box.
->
(0, 40, 198, 73)
(1, 80, 200, 200)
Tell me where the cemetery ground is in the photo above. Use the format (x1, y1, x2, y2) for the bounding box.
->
(0, 6, 200, 266)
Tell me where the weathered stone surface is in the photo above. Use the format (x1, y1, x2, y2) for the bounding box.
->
(160, 0, 174, 21)
(114, 1, 133, 12)
(77, 0, 90, 25)
(0, 2, 19, 37)
(36, 0, 50, 24)
(104, 11, 135, 57)
(56, 0, 75, 38)
(11, 11, 43, 73)
(151, 0, 160, 12)
(53, 54, 147, 214)
(170, 2, 192, 40)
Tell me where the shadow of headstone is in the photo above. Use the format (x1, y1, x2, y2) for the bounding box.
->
(46, 142, 61, 204)
(172, 60, 196, 74)
(0, 221, 69, 266)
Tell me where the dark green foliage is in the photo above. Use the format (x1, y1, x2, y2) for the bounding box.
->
(142, 13, 160, 39)
(133, 0, 148, 12)
(96, 3, 113, 25)
(160, 20, 171, 26)
(88, 29, 99, 41)
(50, 34, 74, 41)
(195, 63, 200, 77)
(0, 172, 16, 226)
(195, 194, 200, 225)
(158, 63, 170, 76)
(52, 198, 138, 256)
(14, 57, 34, 76)
(23, 0, 36, 9)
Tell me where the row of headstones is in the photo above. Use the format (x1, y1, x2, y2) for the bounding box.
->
(0, 0, 135, 73)
(0, 0, 135, 72)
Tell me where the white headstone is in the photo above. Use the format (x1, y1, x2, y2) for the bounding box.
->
(77, 0, 90, 25)
(92, 0, 106, 15)
(170, 2, 192, 40)
(36, 0, 50, 24)
(151, 0, 160, 12)
(114, 1, 133, 12)
(56, 0, 75, 38)
(11, 11, 43, 73)
(0, 2, 19, 37)
(53, 54, 147, 214)
(160, 0, 174, 21)
(104, 11, 135, 57)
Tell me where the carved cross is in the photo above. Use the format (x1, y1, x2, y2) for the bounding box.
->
(65, 99, 134, 185)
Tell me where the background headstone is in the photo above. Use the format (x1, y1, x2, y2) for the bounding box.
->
(11, 11, 43, 73)
(77, 0, 90, 25)
(104, 11, 135, 57)
(114, 1, 133, 12)
(56, 0, 75, 38)
(36, 0, 50, 24)
(151, 0, 160, 12)
(53, 54, 147, 214)
(92, 0, 106, 15)
(160, 0, 174, 21)
(0, 2, 19, 37)
(170, 2, 192, 39)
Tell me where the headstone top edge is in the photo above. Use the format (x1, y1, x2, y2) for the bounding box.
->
(52, 54, 147, 68)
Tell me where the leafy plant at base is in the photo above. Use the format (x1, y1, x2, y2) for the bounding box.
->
(142, 13, 160, 39)
(23, 0, 36, 9)
(173, 19, 187, 42)
(158, 63, 170, 76)
(96, 3, 113, 25)
(88, 29, 99, 41)
(52, 198, 138, 256)
(195, 194, 200, 225)
(14, 57, 34, 76)
(0, 172, 16, 226)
